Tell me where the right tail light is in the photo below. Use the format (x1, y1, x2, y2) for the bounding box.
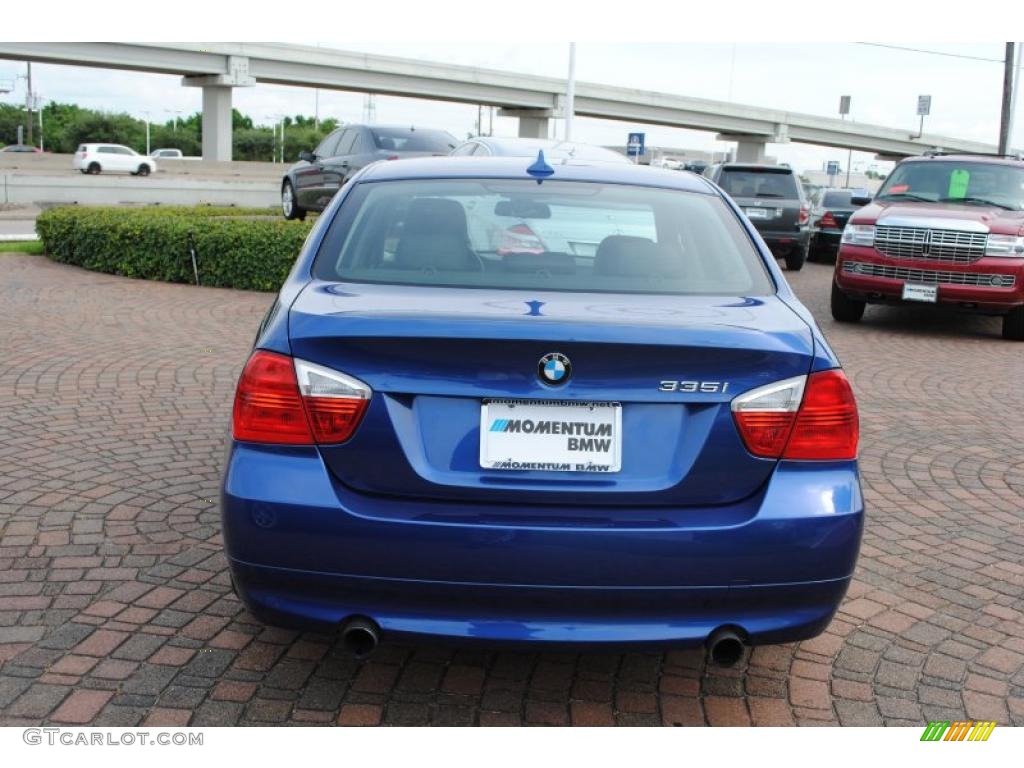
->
(731, 370, 858, 460)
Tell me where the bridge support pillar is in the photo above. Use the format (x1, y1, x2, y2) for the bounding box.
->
(182, 57, 255, 162)
(499, 108, 553, 140)
(717, 133, 768, 163)
(198, 86, 233, 162)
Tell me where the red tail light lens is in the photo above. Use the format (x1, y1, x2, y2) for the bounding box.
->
(798, 206, 809, 225)
(293, 358, 372, 443)
(820, 211, 838, 229)
(731, 370, 858, 460)
(233, 350, 313, 444)
(783, 370, 858, 460)
(232, 351, 371, 445)
(732, 375, 804, 458)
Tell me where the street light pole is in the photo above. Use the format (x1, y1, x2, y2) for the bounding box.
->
(839, 95, 852, 188)
(565, 42, 576, 142)
(25, 62, 33, 145)
(1008, 42, 1022, 152)
(35, 94, 43, 152)
(565, 42, 573, 143)
(142, 111, 151, 155)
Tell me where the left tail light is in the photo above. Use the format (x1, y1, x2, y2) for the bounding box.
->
(820, 211, 838, 229)
(731, 370, 858, 460)
(232, 350, 371, 445)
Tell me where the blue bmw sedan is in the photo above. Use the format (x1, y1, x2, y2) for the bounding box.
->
(222, 153, 863, 664)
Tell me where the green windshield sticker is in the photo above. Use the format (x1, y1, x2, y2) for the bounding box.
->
(948, 169, 970, 199)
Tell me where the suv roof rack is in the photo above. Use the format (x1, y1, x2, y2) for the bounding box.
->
(922, 149, 1024, 161)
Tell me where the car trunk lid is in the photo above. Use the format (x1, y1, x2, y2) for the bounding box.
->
(286, 282, 815, 512)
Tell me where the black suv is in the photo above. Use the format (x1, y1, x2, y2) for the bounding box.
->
(704, 163, 811, 270)
(281, 124, 457, 219)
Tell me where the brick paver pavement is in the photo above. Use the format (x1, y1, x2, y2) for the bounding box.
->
(0, 252, 1022, 726)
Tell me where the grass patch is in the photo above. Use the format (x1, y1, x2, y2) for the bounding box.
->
(0, 240, 43, 254)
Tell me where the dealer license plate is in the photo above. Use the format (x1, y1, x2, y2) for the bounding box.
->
(480, 400, 622, 473)
(745, 207, 771, 219)
(902, 283, 937, 303)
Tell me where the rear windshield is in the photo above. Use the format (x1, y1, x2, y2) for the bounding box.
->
(821, 190, 852, 207)
(370, 128, 456, 153)
(718, 169, 800, 199)
(312, 179, 774, 296)
(876, 160, 1024, 210)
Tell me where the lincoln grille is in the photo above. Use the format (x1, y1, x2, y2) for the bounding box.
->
(874, 226, 987, 264)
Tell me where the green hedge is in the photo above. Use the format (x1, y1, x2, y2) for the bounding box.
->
(36, 205, 315, 292)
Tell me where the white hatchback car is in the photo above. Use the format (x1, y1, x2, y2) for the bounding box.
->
(72, 144, 158, 176)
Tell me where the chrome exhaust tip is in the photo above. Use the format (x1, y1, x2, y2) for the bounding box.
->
(340, 616, 380, 659)
(707, 627, 746, 667)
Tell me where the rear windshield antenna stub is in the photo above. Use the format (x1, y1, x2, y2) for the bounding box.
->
(527, 150, 555, 183)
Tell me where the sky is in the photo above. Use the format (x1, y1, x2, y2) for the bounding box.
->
(1, 42, 1018, 174)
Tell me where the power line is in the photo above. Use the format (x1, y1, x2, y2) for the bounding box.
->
(854, 42, 1006, 64)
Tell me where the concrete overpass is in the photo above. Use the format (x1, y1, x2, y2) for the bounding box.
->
(0, 42, 999, 162)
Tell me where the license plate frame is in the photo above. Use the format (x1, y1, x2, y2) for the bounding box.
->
(901, 283, 938, 303)
(480, 399, 622, 473)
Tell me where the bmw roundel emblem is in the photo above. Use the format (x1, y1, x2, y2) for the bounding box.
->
(538, 352, 571, 386)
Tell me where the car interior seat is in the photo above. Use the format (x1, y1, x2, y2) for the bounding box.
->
(593, 235, 683, 278)
(393, 198, 480, 272)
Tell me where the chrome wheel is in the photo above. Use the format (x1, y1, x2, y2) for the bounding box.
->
(282, 183, 294, 218)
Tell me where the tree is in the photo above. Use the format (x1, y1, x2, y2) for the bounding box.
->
(2, 100, 344, 159)
(233, 127, 275, 161)
(0, 104, 27, 146)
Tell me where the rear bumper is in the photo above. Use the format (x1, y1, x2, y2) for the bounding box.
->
(812, 230, 842, 252)
(222, 443, 864, 648)
(835, 246, 1024, 312)
(758, 229, 810, 254)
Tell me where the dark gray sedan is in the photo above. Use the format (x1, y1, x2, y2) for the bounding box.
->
(281, 125, 457, 219)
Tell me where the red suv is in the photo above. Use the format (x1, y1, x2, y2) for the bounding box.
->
(831, 153, 1024, 340)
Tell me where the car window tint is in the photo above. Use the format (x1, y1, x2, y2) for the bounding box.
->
(314, 179, 774, 297)
(718, 170, 799, 199)
(821, 191, 852, 207)
(335, 130, 358, 156)
(878, 160, 1024, 208)
(315, 130, 342, 158)
(369, 128, 456, 153)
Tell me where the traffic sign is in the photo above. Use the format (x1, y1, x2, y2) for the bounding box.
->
(838, 95, 851, 116)
(917, 95, 932, 116)
(827, 160, 840, 176)
(627, 132, 645, 158)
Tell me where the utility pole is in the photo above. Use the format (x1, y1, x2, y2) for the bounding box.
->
(35, 94, 44, 152)
(142, 111, 151, 155)
(25, 62, 33, 145)
(1008, 42, 1022, 152)
(565, 43, 576, 141)
(999, 42, 1016, 154)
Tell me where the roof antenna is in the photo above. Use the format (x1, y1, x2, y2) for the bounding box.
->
(526, 150, 555, 183)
